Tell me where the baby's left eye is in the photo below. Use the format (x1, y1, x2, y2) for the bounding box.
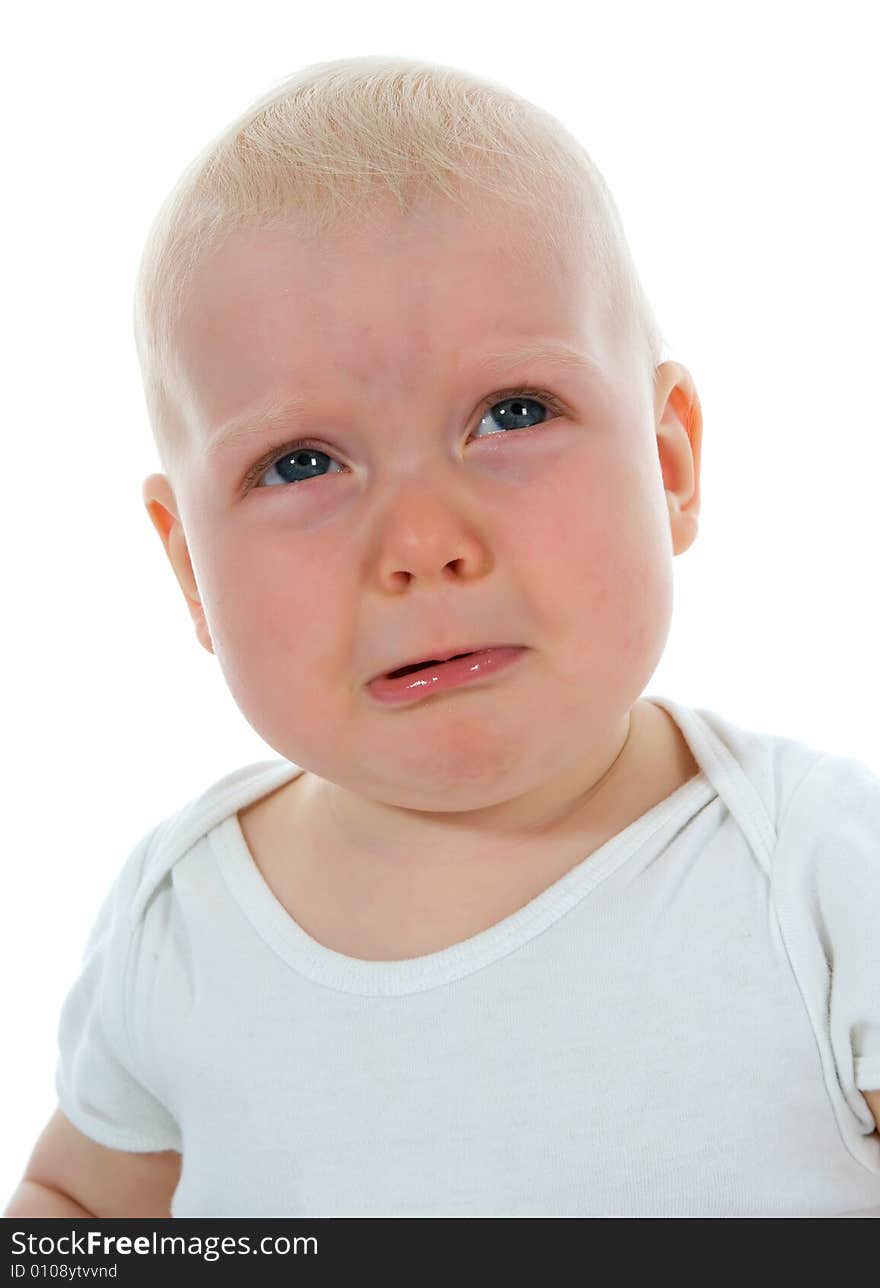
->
(472, 394, 553, 438)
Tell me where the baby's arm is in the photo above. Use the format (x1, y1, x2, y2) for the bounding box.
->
(3, 1105, 181, 1218)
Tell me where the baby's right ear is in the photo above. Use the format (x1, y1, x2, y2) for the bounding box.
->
(141, 474, 214, 655)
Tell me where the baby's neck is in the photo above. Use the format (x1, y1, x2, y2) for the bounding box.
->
(237, 700, 700, 961)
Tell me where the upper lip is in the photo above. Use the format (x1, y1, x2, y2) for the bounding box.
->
(370, 643, 518, 682)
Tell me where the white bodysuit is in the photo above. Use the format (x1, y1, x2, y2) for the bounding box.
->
(55, 694, 880, 1216)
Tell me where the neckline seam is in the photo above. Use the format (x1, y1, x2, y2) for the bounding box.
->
(210, 771, 713, 996)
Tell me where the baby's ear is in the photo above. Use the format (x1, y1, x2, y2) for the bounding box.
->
(141, 473, 214, 655)
(653, 362, 702, 556)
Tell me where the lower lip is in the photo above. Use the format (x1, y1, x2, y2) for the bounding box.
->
(367, 646, 528, 705)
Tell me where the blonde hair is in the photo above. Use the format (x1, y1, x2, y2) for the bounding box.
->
(132, 54, 667, 483)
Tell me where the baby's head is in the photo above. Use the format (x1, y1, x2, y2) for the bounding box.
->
(134, 55, 701, 817)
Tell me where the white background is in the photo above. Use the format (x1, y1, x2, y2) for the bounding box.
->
(3, 0, 878, 1204)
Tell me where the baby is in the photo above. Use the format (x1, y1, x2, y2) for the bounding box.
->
(6, 55, 880, 1219)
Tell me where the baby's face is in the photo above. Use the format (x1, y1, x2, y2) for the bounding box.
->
(151, 195, 699, 812)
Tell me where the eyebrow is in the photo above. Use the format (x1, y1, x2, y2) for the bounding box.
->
(204, 340, 605, 457)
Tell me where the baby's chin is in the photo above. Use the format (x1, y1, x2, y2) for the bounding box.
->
(295, 724, 637, 836)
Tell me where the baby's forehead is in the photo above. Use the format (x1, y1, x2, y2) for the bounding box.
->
(176, 214, 621, 407)
(193, 188, 602, 302)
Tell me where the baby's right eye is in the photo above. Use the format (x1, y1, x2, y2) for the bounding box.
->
(250, 441, 345, 490)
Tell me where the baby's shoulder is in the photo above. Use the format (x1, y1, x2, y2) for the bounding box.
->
(690, 700, 865, 829)
(775, 744, 880, 839)
(124, 758, 303, 927)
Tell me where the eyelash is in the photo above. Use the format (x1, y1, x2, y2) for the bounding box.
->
(241, 386, 568, 493)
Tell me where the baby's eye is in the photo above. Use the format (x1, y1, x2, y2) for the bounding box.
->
(248, 390, 560, 490)
(471, 393, 553, 440)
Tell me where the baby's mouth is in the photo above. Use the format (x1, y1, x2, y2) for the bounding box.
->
(385, 652, 475, 679)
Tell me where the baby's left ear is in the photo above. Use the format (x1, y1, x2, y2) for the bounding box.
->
(654, 362, 702, 555)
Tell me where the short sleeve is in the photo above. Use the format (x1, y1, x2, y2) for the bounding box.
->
(815, 756, 880, 1095)
(775, 750, 880, 1132)
(54, 830, 183, 1153)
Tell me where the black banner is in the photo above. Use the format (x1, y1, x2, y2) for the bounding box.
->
(3, 1218, 605, 1284)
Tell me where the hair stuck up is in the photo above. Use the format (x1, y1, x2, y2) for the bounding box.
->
(131, 54, 668, 485)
